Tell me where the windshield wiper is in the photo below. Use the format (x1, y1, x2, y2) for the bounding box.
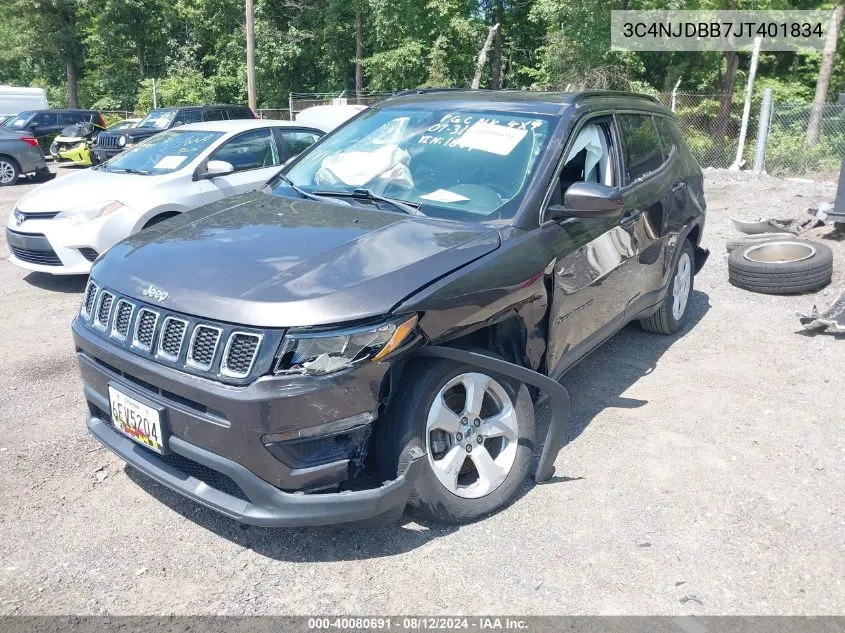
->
(313, 189, 421, 215)
(273, 174, 328, 203)
(106, 167, 151, 175)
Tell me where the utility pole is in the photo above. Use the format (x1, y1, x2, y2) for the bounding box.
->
(245, 0, 257, 113)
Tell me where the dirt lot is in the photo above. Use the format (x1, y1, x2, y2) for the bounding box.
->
(0, 166, 843, 616)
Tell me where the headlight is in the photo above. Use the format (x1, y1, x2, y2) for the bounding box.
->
(118, 135, 126, 147)
(56, 200, 124, 225)
(274, 315, 418, 376)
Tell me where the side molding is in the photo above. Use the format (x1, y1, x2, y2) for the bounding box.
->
(414, 346, 570, 483)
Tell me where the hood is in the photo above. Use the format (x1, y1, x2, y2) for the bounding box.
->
(16, 168, 166, 213)
(92, 192, 500, 327)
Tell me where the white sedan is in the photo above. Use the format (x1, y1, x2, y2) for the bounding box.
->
(6, 118, 325, 275)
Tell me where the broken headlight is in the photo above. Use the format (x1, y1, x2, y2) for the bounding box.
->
(274, 315, 418, 376)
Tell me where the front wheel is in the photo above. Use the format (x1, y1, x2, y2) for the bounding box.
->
(378, 358, 534, 524)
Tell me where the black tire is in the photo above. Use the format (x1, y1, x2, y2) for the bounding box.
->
(30, 167, 56, 183)
(377, 357, 535, 524)
(0, 156, 20, 186)
(728, 240, 832, 295)
(640, 239, 695, 335)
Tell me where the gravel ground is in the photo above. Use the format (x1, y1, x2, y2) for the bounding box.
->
(0, 166, 843, 616)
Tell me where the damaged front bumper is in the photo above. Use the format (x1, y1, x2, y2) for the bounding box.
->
(88, 414, 425, 527)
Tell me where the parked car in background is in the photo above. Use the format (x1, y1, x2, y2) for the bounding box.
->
(0, 127, 53, 186)
(94, 105, 255, 163)
(294, 103, 367, 132)
(0, 85, 48, 115)
(7, 118, 324, 274)
(71, 90, 708, 527)
(5, 109, 105, 153)
(106, 118, 141, 131)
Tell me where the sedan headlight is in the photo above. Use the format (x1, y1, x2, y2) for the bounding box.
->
(118, 135, 126, 147)
(56, 200, 124, 225)
(274, 315, 418, 376)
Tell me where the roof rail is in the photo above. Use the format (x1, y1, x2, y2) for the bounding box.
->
(391, 88, 486, 98)
(572, 90, 660, 104)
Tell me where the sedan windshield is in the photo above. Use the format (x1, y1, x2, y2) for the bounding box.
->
(137, 109, 177, 130)
(270, 106, 554, 222)
(104, 130, 222, 175)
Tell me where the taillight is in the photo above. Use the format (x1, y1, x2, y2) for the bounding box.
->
(98, 114, 106, 127)
(20, 137, 38, 147)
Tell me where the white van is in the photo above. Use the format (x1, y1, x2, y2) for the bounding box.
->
(0, 86, 48, 116)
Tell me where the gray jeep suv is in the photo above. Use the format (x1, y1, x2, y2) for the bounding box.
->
(72, 90, 708, 526)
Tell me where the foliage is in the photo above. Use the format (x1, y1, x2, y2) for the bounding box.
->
(0, 0, 840, 117)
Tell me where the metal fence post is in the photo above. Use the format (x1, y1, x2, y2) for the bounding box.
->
(730, 36, 762, 170)
(753, 88, 773, 175)
(288, 93, 294, 121)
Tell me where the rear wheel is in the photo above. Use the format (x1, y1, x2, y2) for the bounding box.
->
(640, 239, 695, 335)
(0, 157, 19, 186)
(378, 358, 534, 524)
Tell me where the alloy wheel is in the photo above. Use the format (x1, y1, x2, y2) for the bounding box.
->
(0, 161, 15, 184)
(425, 372, 519, 499)
(672, 252, 692, 320)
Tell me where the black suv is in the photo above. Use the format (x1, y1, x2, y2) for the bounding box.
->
(5, 109, 104, 153)
(73, 90, 708, 527)
(94, 104, 255, 162)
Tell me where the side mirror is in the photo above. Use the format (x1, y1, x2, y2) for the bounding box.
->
(200, 160, 235, 179)
(546, 182, 624, 222)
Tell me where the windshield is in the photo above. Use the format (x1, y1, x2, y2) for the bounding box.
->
(136, 109, 177, 130)
(104, 129, 222, 175)
(7, 112, 35, 128)
(270, 105, 554, 222)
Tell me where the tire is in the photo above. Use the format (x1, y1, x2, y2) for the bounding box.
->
(377, 356, 535, 524)
(725, 233, 794, 253)
(640, 239, 695, 335)
(0, 156, 20, 186)
(728, 240, 832, 295)
(30, 167, 55, 183)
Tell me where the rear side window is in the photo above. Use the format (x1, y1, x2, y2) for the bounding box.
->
(617, 114, 663, 182)
(228, 107, 254, 120)
(204, 109, 226, 121)
(58, 112, 84, 125)
(654, 117, 679, 160)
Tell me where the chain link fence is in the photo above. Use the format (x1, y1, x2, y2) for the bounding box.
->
(657, 92, 844, 177)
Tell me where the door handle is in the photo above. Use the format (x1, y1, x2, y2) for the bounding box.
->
(670, 182, 687, 193)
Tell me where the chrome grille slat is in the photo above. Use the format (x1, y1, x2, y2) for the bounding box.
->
(93, 291, 114, 330)
(133, 308, 159, 351)
(84, 285, 267, 381)
(81, 282, 98, 320)
(110, 300, 134, 341)
(156, 316, 188, 362)
(187, 324, 222, 371)
(221, 332, 262, 378)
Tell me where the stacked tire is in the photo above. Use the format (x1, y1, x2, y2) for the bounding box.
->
(728, 239, 832, 295)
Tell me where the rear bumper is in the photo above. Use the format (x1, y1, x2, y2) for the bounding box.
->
(87, 414, 423, 527)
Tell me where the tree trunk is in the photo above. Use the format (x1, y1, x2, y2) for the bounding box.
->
(490, 1, 503, 89)
(355, 9, 364, 102)
(806, 3, 844, 147)
(66, 60, 79, 108)
(245, 0, 257, 113)
(713, 49, 739, 143)
(471, 23, 499, 90)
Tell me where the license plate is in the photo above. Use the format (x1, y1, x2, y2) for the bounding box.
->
(108, 386, 166, 454)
